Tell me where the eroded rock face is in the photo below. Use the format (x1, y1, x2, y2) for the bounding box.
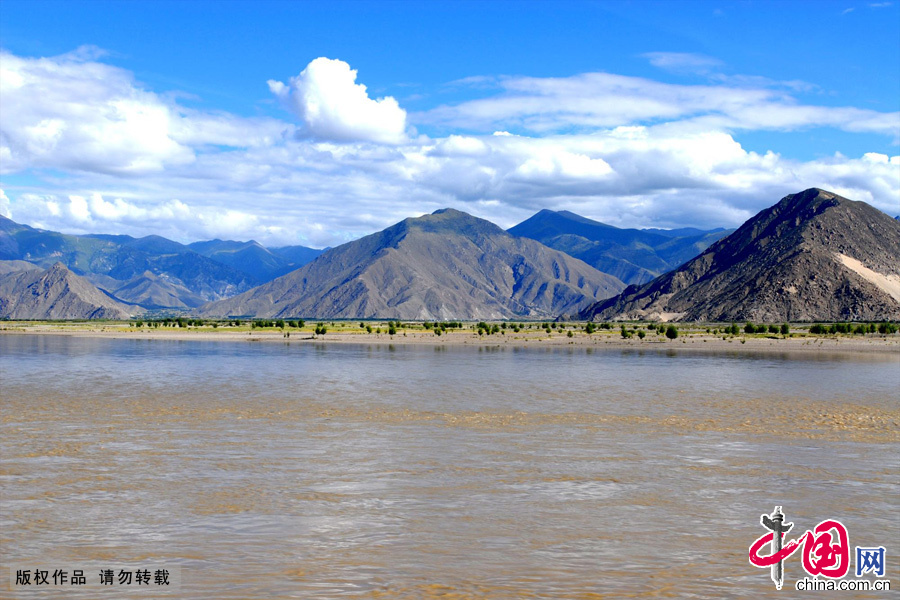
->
(578, 189, 900, 322)
(201, 209, 626, 320)
(0, 262, 134, 320)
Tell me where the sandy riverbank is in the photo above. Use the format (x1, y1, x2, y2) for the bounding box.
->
(2, 322, 899, 356)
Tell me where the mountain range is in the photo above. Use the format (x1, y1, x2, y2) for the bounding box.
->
(0, 215, 322, 308)
(2, 189, 897, 322)
(200, 209, 625, 320)
(578, 189, 900, 322)
(508, 210, 732, 285)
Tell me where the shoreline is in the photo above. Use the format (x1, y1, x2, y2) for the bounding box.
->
(2, 323, 899, 357)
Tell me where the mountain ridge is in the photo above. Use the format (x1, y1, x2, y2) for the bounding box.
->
(577, 188, 900, 322)
(201, 208, 626, 320)
(508, 210, 733, 285)
(0, 262, 134, 320)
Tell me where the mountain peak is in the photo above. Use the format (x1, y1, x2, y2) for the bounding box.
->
(201, 208, 625, 320)
(579, 188, 900, 322)
(0, 262, 133, 319)
(397, 208, 506, 237)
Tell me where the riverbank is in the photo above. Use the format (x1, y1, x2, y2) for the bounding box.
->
(2, 321, 898, 356)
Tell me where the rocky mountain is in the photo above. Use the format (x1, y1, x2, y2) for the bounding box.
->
(0, 216, 320, 309)
(577, 188, 900, 322)
(0, 262, 134, 320)
(201, 208, 626, 320)
(508, 210, 732, 285)
(87, 271, 206, 309)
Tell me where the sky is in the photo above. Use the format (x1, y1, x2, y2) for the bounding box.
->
(1, 0, 898, 248)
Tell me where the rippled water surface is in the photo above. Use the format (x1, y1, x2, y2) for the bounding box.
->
(1, 335, 898, 598)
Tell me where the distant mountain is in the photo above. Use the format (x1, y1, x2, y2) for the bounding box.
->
(88, 271, 206, 309)
(641, 226, 729, 239)
(0, 216, 321, 309)
(268, 244, 325, 266)
(0, 262, 133, 320)
(577, 189, 900, 322)
(201, 208, 626, 320)
(508, 210, 732, 285)
(0, 260, 40, 276)
(0, 216, 254, 304)
(188, 239, 322, 282)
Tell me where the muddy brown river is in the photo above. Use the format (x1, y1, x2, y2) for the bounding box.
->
(1, 336, 897, 598)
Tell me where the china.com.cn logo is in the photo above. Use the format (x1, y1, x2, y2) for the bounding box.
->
(749, 506, 890, 592)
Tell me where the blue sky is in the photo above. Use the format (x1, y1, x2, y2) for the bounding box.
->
(1, 0, 898, 247)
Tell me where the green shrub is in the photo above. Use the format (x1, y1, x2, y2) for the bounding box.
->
(665, 325, 678, 339)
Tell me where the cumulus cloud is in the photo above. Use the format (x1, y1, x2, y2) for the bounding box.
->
(0, 189, 11, 218)
(0, 47, 290, 176)
(2, 49, 898, 247)
(268, 57, 407, 144)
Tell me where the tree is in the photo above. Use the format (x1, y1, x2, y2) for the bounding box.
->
(665, 325, 678, 339)
(780, 323, 789, 335)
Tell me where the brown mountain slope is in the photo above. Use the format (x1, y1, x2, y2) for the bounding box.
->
(0, 262, 134, 319)
(201, 209, 625, 320)
(577, 188, 900, 322)
(88, 271, 206, 309)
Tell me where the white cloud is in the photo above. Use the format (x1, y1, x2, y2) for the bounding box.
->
(643, 52, 724, 75)
(0, 47, 289, 176)
(420, 71, 899, 138)
(1, 49, 898, 247)
(268, 57, 407, 144)
(0, 189, 11, 218)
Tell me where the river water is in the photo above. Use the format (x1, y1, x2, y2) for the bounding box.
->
(1, 335, 897, 598)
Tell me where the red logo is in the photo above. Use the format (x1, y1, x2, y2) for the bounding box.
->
(749, 506, 850, 589)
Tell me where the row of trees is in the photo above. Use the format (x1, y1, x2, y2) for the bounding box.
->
(810, 322, 897, 335)
(130, 318, 898, 337)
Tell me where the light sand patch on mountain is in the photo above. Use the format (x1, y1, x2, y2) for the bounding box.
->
(835, 252, 900, 303)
